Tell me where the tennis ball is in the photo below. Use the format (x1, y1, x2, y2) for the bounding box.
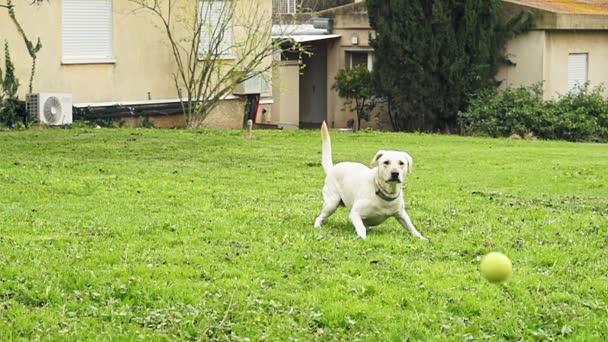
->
(480, 252, 512, 283)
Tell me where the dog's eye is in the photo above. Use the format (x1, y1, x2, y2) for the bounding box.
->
(383, 161, 390, 166)
(399, 161, 405, 166)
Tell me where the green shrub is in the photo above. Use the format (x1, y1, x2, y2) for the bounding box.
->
(545, 84, 608, 141)
(0, 40, 24, 128)
(334, 64, 377, 129)
(458, 83, 545, 137)
(458, 83, 608, 142)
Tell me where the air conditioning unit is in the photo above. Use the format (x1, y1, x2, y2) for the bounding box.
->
(26, 93, 73, 126)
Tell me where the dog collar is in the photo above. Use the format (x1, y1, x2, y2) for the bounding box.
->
(375, 189, 400, 201)
(375, 180, 401, 202)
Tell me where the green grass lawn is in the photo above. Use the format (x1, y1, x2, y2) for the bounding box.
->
(1, 127, 607, 340)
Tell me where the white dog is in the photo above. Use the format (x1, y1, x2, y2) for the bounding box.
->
(314, 121, 427, 240)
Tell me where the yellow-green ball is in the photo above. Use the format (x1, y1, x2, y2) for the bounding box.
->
(480, 252, 512, 283)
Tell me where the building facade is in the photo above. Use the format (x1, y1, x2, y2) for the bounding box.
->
(499, 0, 608, 99)
(271, 0, 608, 130)
(1, 0, 274, 128)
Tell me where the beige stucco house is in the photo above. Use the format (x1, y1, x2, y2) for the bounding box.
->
(271, 0, 608, 130)
(1, 0, 274, 128)
(271, 0, 375, 129)
(4, 0, 607, 129)
(499, 0, 608, 100)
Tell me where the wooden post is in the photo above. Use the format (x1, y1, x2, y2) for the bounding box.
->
(245, 119, 253, 139)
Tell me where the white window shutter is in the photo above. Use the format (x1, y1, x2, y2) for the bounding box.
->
(284, 0, 296, 14)
(199, 1, 234, 57)
(568, 53, 588, 92)
(62, 0, 113, 63)
(273, 0, 296, 14)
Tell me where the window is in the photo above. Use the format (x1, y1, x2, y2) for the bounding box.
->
(199, 0, 234, 58)
(568, 53, 588, 92)
(62, 0, 113, 64)
(273, 0, 296, 14)
(346, 51, 373, 71)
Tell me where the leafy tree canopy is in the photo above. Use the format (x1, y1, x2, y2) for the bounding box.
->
(368, 0, 532, 131)
(334, 64, 377, 128)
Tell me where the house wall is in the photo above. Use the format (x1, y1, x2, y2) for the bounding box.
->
(543, 30, 608, 99)
(119, 97, 256, 129)
(0, 0, 272, 128)
(326, 38, 344, 128)
(498, 29, 608, 100)
(271, 60, 300, 129)
(496, 31, 546, 91)
(322, 2, 373, 128)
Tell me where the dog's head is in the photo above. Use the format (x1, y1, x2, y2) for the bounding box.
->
(370, 150, 413, 183)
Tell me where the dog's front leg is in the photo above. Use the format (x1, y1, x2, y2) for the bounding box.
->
(396, 209, 428, 240)
(349, 210, 368, 239)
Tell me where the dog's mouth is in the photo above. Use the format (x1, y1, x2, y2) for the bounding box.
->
(386, 177, 402, 183)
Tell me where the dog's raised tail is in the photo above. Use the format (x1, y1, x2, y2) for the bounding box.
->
(321, 121, 333, 173)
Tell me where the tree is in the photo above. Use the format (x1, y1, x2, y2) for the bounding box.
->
(0, 0, 44, 94)
(367, 0, 532, 132)
(1, 0, 43, 126)
(130, 0, 289, 128)
(0, 40, 23, 127)
(333, 64, 377, 130)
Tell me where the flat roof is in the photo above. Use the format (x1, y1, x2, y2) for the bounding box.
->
(272, 34, 341, 43)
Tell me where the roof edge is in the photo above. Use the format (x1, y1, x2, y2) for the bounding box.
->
(314, 0, 367, 17)
(503, 0, 608, 30)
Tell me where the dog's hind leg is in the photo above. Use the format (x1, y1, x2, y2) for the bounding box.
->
(314, 196, 340, 228)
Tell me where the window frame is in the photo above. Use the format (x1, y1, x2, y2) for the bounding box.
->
(345, 49, 374, 71)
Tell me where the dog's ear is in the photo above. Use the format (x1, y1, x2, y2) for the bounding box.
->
(402, 152, 414, 173)
(370, 150, 385, 168)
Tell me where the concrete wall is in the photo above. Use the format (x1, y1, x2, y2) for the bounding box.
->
(0, 0, 272, 128)
(498, 29, 608, 100)
(326, 38, 342, 128)
(320, 2, 373, 128)
(543, 30, 608, 99)
(271, 61, 300, 129)
(496, 31, 546, 91)
(111, 98, 257, 129)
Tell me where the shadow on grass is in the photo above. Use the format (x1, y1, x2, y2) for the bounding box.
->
(318, 219, 407, 239)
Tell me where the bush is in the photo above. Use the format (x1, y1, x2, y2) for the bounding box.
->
(458, 83, 608, 142)
(545, 84, 608, 141)
(458, 84, 545, 137)
(1, 40, 25, 128)
(334, 64, 377, 130)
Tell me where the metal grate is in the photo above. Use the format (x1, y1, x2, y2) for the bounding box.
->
(26, 93, 40, 120)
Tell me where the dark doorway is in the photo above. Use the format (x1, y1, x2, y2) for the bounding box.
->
(299, 40, 327, 128)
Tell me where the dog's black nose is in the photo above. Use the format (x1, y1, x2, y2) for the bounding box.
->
(391, 171, 399, 179)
